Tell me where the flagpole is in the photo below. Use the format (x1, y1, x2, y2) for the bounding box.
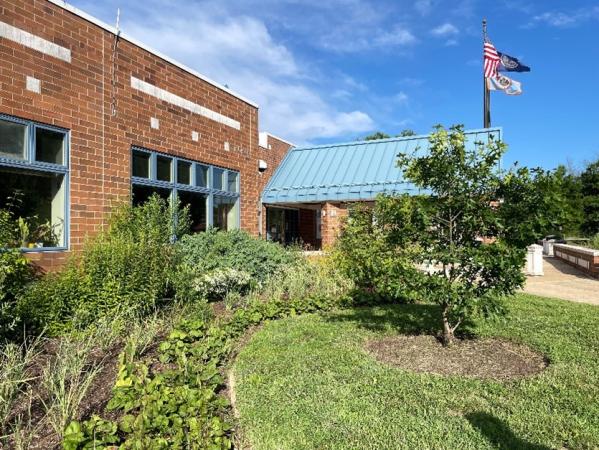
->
(483, 18, 491, 128)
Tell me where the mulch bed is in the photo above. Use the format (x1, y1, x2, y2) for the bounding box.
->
(365, 335, 548, 380)
(3, 339, 124, 450)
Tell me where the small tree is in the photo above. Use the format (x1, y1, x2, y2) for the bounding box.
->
(393, 125, 549, 345)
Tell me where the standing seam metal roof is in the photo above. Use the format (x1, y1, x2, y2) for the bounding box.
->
(261, 128, 502, 204)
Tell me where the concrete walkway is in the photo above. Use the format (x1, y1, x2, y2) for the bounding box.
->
(523, 256, 599, 306)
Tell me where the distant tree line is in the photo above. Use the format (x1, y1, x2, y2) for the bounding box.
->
(361, 130, 599, 238)
(363, 129, 417, 141)
(551, 159, 599, 237)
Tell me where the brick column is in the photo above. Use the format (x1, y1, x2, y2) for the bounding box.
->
(321, 202, 348, 248)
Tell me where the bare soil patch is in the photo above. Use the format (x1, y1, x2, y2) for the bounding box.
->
(365, 335, 547, 380)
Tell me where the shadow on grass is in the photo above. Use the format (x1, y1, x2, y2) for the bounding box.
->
(326, 303, 442, 335)
(326, 303, 478, 339)
(466, 412, 551, 450)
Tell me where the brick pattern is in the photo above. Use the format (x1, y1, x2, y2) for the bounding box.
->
(321, 202, 349, 249)
(298, 208, 319, 249)
(554, 244, 599, 279)
(0, 0, 288, 271)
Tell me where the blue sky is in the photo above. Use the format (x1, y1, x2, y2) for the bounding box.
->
(69, 0, 599, 169)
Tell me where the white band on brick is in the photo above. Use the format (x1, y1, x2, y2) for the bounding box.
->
(0, 21, 71, 63)
(130, 76, 241, 131)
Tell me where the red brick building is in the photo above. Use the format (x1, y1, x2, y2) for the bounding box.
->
(261, 129, 501, 249)
(0, 0, 292, 270)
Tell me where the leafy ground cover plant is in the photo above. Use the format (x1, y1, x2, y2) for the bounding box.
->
(63, 257, 353, 449)
(0, 303, 203, 449)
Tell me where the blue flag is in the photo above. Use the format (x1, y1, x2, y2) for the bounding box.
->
(498, 52, 530, 72)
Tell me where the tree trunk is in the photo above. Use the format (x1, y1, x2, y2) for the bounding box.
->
(441, 304, 454, 347)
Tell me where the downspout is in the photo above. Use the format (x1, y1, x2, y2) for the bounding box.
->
(258, 198, 263, 238)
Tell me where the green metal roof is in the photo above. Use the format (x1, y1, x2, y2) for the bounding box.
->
(262, 128, 502, 204)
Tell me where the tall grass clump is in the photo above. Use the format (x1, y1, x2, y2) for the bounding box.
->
(0, 340, 40, 444)
(17, 195, 191, 335)
(39, 336, 103, 439)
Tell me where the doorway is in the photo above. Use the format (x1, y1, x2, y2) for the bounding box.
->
(266, 207, 299, 245)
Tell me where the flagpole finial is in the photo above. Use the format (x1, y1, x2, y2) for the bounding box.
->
(482, 18, 487, 38)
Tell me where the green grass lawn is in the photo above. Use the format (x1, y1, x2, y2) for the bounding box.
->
(232, 294, 599, 450)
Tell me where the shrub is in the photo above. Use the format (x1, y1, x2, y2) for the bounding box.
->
(257, 256, 354, 311)
(193, 268, 253, 301)
(17, 195, 190, 335)
(587, 233, 599, 250)
(331, 202, 424, 304)
(0, 249, 36, 340)
(175, 229, 298, 294)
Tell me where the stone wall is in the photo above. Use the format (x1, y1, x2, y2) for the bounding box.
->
(554, 244, 599, 278)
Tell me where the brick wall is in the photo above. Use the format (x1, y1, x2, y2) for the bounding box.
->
(0, 0, 288, 271)
(554, 244, 599, 278)
(299, 208, 319, 249)
(321, 202, 349, 248)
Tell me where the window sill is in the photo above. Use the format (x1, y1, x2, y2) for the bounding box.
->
(20, 247, 68, 253)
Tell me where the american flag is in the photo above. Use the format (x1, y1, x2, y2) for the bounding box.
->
(483, 40, 500, 78)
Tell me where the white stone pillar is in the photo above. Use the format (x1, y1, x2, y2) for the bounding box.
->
(526, 244, 544, 276)
(542, 240, 554, 257)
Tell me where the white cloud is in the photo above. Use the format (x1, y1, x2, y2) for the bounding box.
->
(319, 24, 416, 52)
(92, 0, 375, 143)
(431, 23, 459, 37)
(374, 27, 417, 47)
(529, 7, 599, 27)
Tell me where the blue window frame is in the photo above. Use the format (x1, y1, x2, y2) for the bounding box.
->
(0, 114, 69, 251)
(131, 147, 240, 231)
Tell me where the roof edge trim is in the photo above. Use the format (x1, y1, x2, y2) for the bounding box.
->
(262, 131, 295, 147)
(46, 0, 259, 108)
(293, 127, 502, 152)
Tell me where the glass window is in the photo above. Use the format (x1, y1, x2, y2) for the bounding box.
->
(131, 148, 241, 236)
(132, 185, 171, 206)
(178, 191, 207, 233)
(35, 127, 64, 164)
(0, 119, 27, 160)
(213, 168, 224, 191)
(177, 161, 192, 185)
(0, 167, 66, 248)
(132, 150, 150, 178)
(213, 195, 238, 231)
(156, 156, 172, 182)
(227, 172, 238, 193)
(266, 207, 284, 243)
(196, 165, 209, 187)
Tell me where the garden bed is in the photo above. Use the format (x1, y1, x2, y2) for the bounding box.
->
(365, 335, 547, 380)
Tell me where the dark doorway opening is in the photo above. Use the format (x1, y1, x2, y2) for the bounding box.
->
(266, 207, 299, 245)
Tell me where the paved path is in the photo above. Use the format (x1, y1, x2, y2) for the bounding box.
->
(523, 256, 599, 306)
